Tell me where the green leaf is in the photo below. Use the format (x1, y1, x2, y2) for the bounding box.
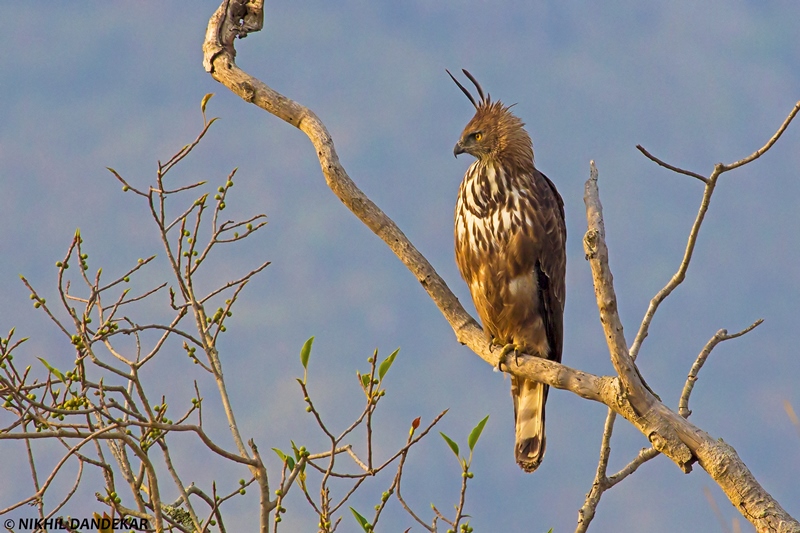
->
(286, 457, 295, 472)
(440, 432, 459, 458)
(361, 373, 370, 389)
(271, 448, 287, 462)
(468, 415, 490, 451)
(37, 357, 66, 383)
(201, 93, 214, 114)
(378, 347, 400, 381)
(300, 336, 314, 370)
(349, 507, 370, 532)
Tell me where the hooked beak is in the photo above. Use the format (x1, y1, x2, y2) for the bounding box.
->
(453, 141, 466, 158)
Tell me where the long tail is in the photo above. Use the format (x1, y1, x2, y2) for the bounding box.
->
(511, 376, 547, 472)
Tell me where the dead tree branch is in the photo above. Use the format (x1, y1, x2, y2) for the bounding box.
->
(202, 2, 800, 531)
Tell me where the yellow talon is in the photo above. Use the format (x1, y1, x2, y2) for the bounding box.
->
(491, 339, 523, 371)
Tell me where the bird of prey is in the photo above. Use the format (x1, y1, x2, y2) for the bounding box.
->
(450, 69, 566, 473)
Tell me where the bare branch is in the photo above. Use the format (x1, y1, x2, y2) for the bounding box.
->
(158, 440, 203, 531)
(575, 408, 616, 533)
(721, 100, 800, 171)
(636, 145, 708, 183)
(679, 320, 763, 418)
(631, 101, 800, 361)
(113, 324, 203, 350)
(200, 260, 270, 304)
(607, 446, 661, 486)
(107, 167, 148, 197)
(583, 161, 658, 414)
(629, 173, 718, 361)
(118, 282, 168, 307)
(0, 425, 117, 514)
(580, 318, 763, 530)
(162, 180, 208, 196)
(47, 459, 83, 518)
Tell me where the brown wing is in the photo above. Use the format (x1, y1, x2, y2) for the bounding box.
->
(531, 168, 566, 365)
(509, 167, 565, 471)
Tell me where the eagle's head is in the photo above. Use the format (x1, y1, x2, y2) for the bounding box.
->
(449, 69, 534, 170)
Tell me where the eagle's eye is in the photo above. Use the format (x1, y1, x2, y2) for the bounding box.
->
(474, 132, 483, 142)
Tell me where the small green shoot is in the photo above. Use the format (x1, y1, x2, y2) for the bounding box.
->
(350, 507, 371, 532)
(377, 347, 399, 381)
(37, 357, 67, 383)
(300, 336, 314, 370)
(468, 415, 489, 452)
(440, 432, 459, 458)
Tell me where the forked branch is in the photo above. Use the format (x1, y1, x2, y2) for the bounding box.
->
(579, 101, 799, 531)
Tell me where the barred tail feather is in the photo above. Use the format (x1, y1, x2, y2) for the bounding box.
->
(512, 377, 547, 472)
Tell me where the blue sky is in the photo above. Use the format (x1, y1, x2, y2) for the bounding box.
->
(1, 2, 799, 532)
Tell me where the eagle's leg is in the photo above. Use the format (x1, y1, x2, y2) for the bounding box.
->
(491, 338, 524, 371)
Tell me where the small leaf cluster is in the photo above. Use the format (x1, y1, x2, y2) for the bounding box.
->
(440, 414, 488, 471)
(30, 293, 46, 309)
(272, 442, 308, 523)
(59, 395, 89, 411)
(206, 306, 232, 328)
(101, 490, 122, 505)
(355, 347, 399, 409)
(140, 426, 164, 452)
(272, 443, 309, 474)
(184, 343, 200, 364)
(96, 321, 120, 337)
(0, 328, 25, 369)
(434, 415, 489, 533)
(214, 176, 234, 211)
(70, 334, 87, 350)
(232, 222, 254, 240)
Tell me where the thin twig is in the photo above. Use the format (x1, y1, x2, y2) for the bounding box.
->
(157, 440, 203, 531)
(629, 173, 718, 361)
(607, 446, 660, 486)
(575, 408, 616, 533)
(199, 260, 271, 304)
(679, 320, 763, 418)
(721, 100, 800, 171)
(637, 145, 708, 183)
